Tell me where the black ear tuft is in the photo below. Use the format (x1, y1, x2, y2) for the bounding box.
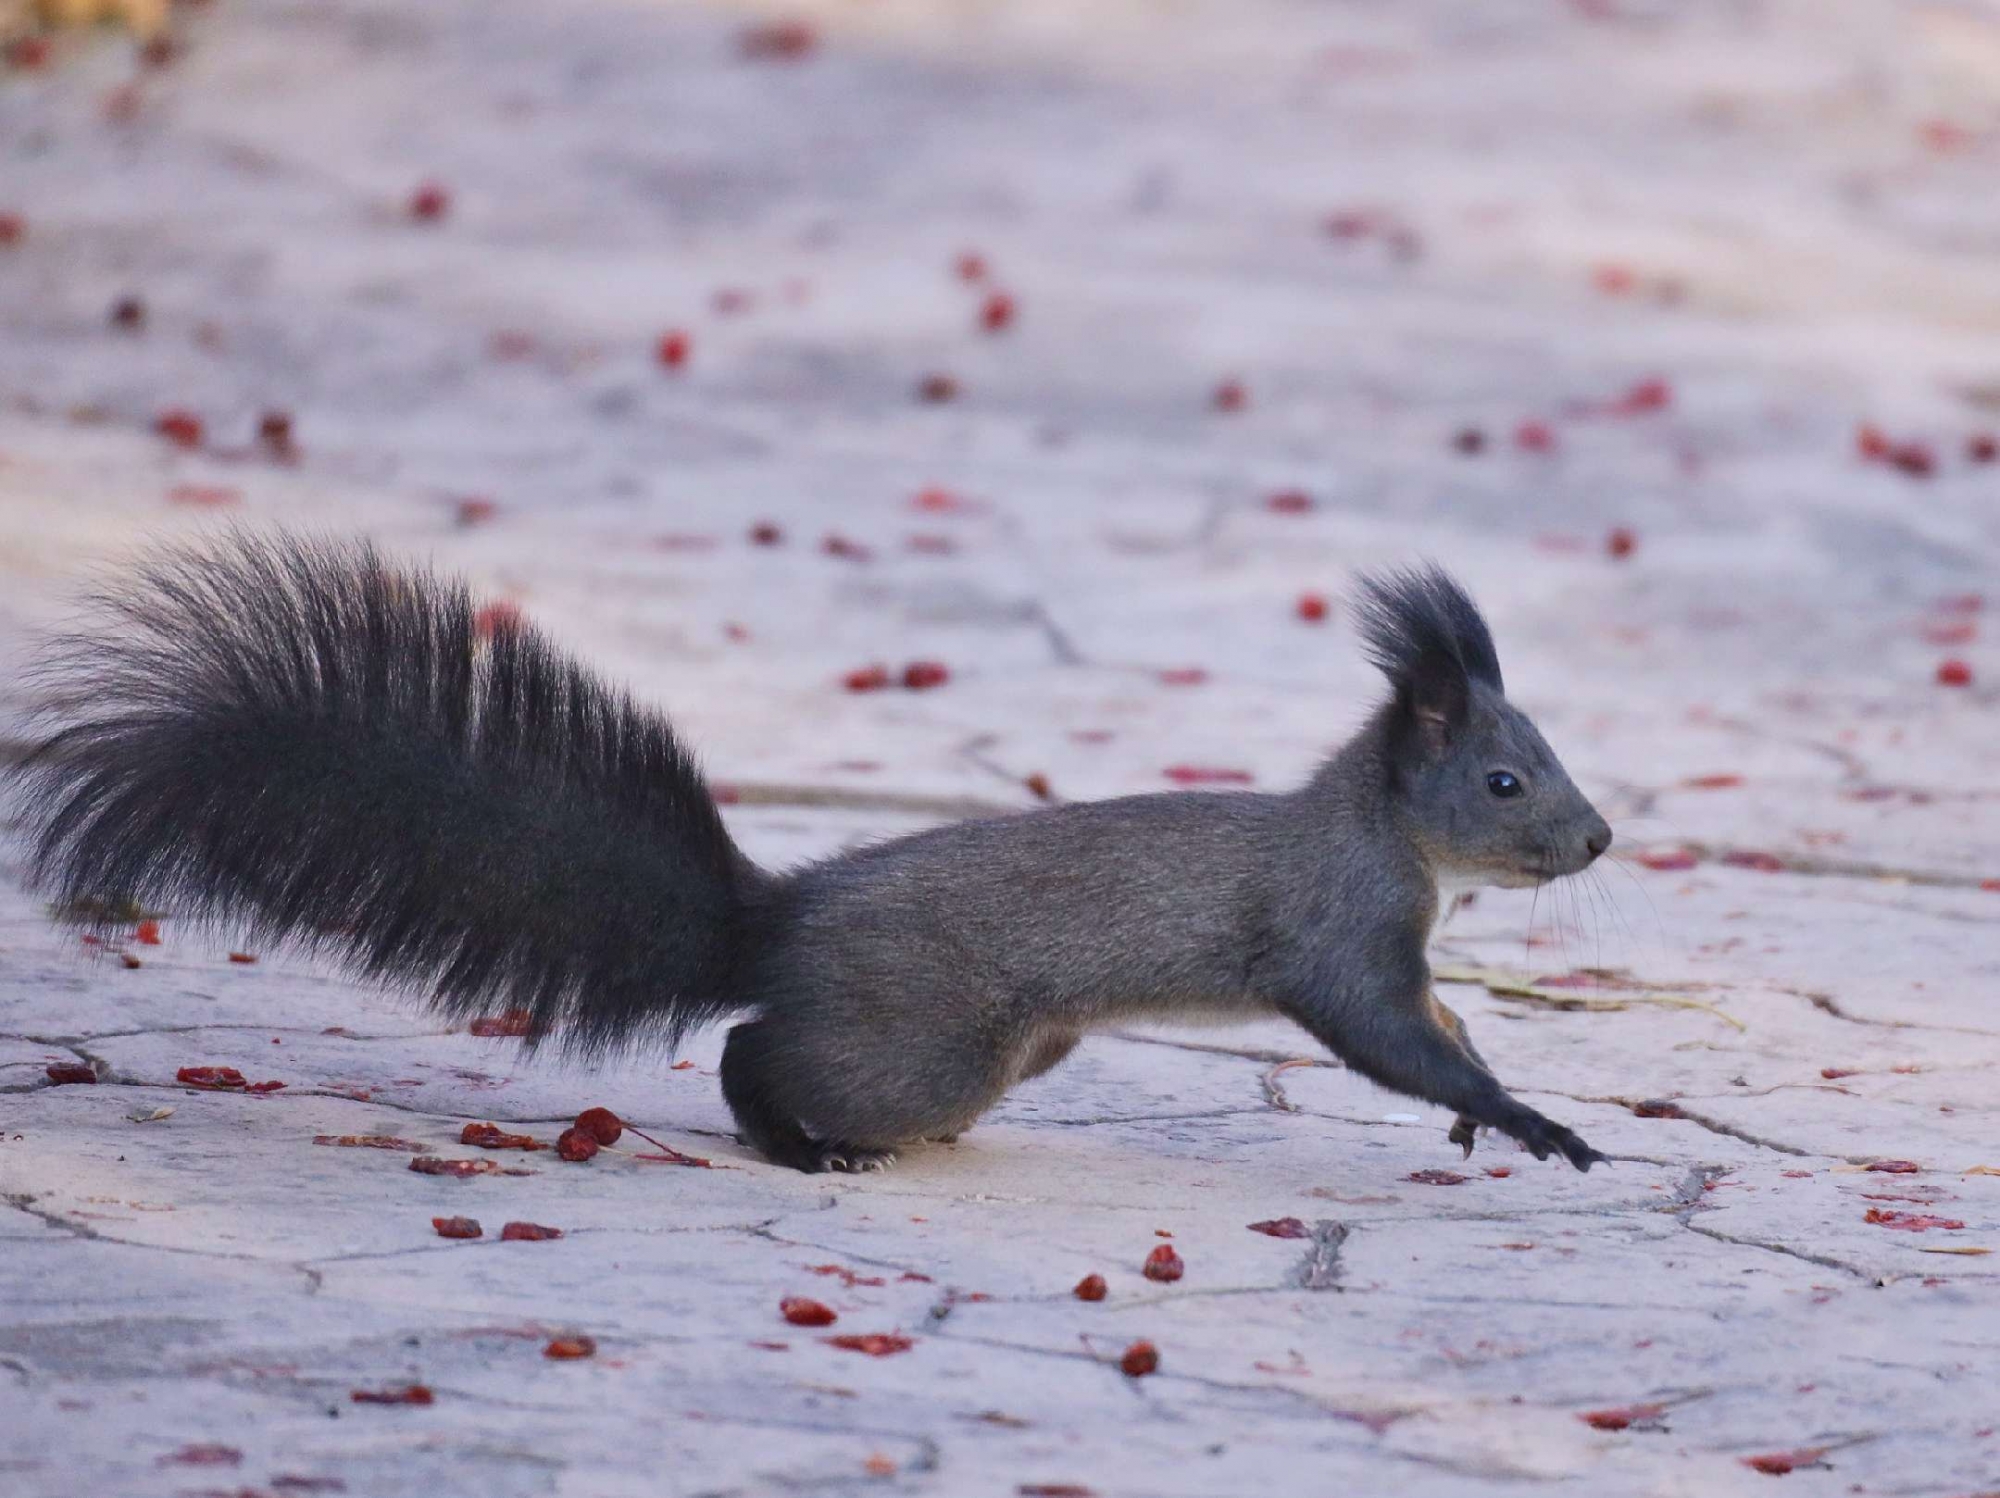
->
(1352, 564, 1503, 695)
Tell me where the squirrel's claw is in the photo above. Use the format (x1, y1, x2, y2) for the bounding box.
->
(1447, 1116, 1478, 1158)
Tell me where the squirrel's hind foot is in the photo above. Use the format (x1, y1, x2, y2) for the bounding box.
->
(814, 1143, 899, 1174)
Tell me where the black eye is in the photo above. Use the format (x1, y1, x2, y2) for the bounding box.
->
(1487, 771, 1522, 798)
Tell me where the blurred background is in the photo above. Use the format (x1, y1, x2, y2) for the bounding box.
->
(1, 0, 1996, 875)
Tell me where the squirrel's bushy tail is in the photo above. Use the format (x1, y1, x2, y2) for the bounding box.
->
(12, 532, 758, 1054)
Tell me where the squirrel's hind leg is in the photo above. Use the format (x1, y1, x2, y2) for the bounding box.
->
(720, 1020, 904, 1174)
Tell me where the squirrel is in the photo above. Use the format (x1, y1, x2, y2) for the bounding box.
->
(11, 533, 1615, 1175)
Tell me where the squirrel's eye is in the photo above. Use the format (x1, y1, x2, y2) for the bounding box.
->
(1486, 771, 1523, 799)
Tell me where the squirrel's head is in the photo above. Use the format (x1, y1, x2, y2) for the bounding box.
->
(1355, 566, 1611, 891)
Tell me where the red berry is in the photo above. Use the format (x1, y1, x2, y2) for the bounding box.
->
(1889, 442, 1935, 478)
(408, 182, 451, 222)
(1212, 379, 1247, 413)
(110, 295, 146, 330)
(4, 37, 50, 72)
(954, 251, 988, 283)
(1119, 1340, 1160, 1377)
(1514, 420, 1556, 453)
(1023, 772, 1053, 801)
(749, 521, 783, 546)
(1592, 263, 1637, 295)
(574, 1107, 623, 1145)
(916, 372, 959, 403)
(1968, 433, 1997, 464)
(843, 664, 891, 693)
(1452, 427, 1486, 455)
(1265, 489, 1313, 515)
(1142, 1243, 1184, 1282)
(1606, 527, 1637, 559)
(1296, 591, 1329, 623)
(154, 409, 204, 449)
(741, 19, 818, 60)
(432, 1216, 482, 1240)
(979, 291, 1015, 333)
(135, 919, 161, 945)
(901, 660, 950, 691)
(0, 212, 24, 247)
(555, 1128, 599, 1162)
(1856, 424, 1892, 461)
(780, 1296, 838, 1327)
(1073, 1273, 1107, 1301)
(455, 497, 498, 527)
(656, 329, 691, 369)
(1610, 377, 1671, 415)
(821, 533, 871, 562)
(1937, 659, 1973, 688)
(543, 1335, 596, 1359)
(499, 1221, 563, 1242)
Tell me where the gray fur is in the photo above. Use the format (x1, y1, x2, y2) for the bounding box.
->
(12, 539, 1614, 1175)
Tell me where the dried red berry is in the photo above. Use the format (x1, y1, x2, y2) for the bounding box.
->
(120, 952, 143, 969)
(843, 663, 891, 693)
(1606, 527, 1637, 560)
(556, 1127, 600, 1162)
(1969, 433, 1998, 464)
(177, 1065, 247, 1089)
(543, 1335, 596, 1359)
(741, 19, 818, 60)
(1636, 847, 1698, 871)
(1265, 489, 1313, 514)
(1684, 773, 1744, 790)
(1890, 442, 1935, 477)
(575, 1107, 623, 1145)
(228, 952, 259, 965)
(902, 660, 950, 691)
(158, 1443, 242, 1467)
(432, 1216, 482, 1239)
(1142, 1244, 1184, 1282)
(1630, 1100, 1684, 1119)
(460, 1122, 542, 1151)
(1023, 772, 1054, 802)
(1579, 1402, 1667, 1431)
(315, 1135, 426, 1151)
(821, 532, 872, 562)
(1452, 426, 1486, 455)
(1514, 420, 1556, 453)
(916, 372, 960, 403)
(351, 1385, 434, 1406)
(1211, 379, 1247, 413)
(154, 409, 204, 449)
(979, 291, 1016, 333)
(45, 1062, 97, 1085)
(409, 1157, 503, 1177)
(1296, 592, 1329, 624)
(1863, 1208, 1963, 1231)
(1119, 1340, 1159, 1377)
(1740, 1447, 1829, 1476)
(258, 410, 297, 460)
(1072, 1273, 1107, 1301)
(954, 251, 989, 283)
(1246, 1218, 1311, 1239)
(1864, 1159, 1922, 1173)
(781, 1296, 838, 1327)
(1162, 765, 1253, 786)
(1722, 850, 1785, 873)
(500, 1221, 564, 1241)
(407, 182, 450, 222)
(825, 1333, 914, 1356)
(656, 329, 691, 369)
(468, 1008, 535, 1037)
(455, 497, 498, 527)
(1856, 424, 1892, 460)
(110, 295, 146, 330)
(4, 38, 50, 73)
(1937, 658, 1973, 687)
(749, 521, 783, 546)
(1608, 377, 1672, 415)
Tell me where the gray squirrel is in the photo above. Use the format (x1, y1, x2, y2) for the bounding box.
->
(12, 534, 1614, 1174)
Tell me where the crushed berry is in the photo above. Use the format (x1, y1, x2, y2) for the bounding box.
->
(351, 1385, 434, 1406)
(432, 1216, 482, 1239)
(1406, 1169, 1469, 1185)
(544, 1334, 596, 1359)
(1162, 765, 1253, 786)
(460, 1123, 542, 1151)
(825, 1333, 914, 1356)
(1636, 848, 1698, 871)
(177, 1066, 247, 1089)
(844, 663, 891, 693)
(45, 1062, 97, 1085)
(408, 1157, 502, 1177)
(1246, 1218, 1311, 1239)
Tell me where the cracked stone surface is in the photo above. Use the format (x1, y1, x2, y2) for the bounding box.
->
(2, 2, 1999, 1495)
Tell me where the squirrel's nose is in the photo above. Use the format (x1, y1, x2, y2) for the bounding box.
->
(1584, 824, 1613, 862)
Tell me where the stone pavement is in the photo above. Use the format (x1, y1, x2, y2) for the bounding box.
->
(1, 2, 1997, 1494)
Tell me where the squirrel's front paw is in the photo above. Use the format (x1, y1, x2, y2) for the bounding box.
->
(1505, 1110, 1609, 1173)
(1447, 1115, 1479, 1159)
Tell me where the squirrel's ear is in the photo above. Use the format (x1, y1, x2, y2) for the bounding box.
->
(1401, 648, 1470, 757)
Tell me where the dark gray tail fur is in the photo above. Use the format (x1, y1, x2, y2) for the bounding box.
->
(10, 532, 757, 1054)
